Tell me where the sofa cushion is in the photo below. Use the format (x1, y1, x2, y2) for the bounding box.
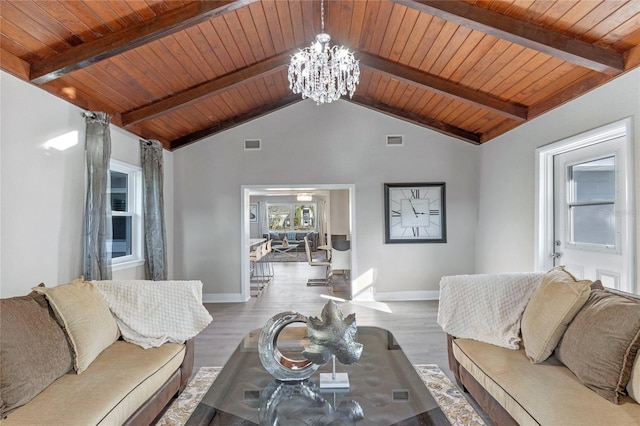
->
(286, 232, 297, 240)
(521, 266, 591, 363)
(555, 290, 640, 403)
(33, 280, 120, 374)
(453, 338, 640, 425)
(269, 232, 281, 241)
(2, 341, 186, 425)
(0, 288, 73, 416)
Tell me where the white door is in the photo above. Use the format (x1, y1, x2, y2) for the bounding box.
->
(553, 136, 631, 291)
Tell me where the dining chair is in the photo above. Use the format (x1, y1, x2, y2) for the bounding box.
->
(330, 246, 351, 282)
(304, 236, 331, 286)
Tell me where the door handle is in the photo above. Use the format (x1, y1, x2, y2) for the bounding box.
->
(550, 252, 563, 259)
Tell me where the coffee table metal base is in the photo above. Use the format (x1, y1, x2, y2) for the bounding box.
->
(271, 243, 299, 257)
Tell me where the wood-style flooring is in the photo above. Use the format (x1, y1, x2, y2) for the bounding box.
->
(195, 262, 447, 374)
(194, 261, 493, 425)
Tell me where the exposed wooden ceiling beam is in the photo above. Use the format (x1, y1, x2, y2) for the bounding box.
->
(170, 95, 302, 150)
(348, 95, 481, 145)
(1, 48, 30, 80)
(529, 72, 611, 119)
(395, 0, 625, 75)
(122, 52, 290, 126)
(0, 49, 126, 126)
(479, 119, 523, 143)
(30, 0, 258, 85)
(358, 51, 528, 121)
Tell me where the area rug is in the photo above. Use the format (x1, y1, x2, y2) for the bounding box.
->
(157, 365, 485, 425)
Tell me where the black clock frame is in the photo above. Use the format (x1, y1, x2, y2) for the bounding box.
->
(384, 182, 447, 244)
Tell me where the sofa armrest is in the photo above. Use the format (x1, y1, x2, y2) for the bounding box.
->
(123, 339, 195, 426)
(180, 339, 194, 391)
(447, 334, 520, 426)
(447, 334, 463, 386)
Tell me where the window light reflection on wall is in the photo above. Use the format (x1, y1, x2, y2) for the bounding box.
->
(45, 130, 79, 151)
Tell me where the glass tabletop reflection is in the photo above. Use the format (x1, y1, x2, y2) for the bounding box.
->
(186, 326, 448, 425)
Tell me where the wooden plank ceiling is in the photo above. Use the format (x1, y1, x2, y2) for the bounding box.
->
(2, 0, 640, 150)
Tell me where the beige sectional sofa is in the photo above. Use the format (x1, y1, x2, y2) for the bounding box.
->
(0, 280, 203, 425)
(440, 268, 640, 425)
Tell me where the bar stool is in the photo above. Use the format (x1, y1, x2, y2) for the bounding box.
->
(263, 239, 274, 280)
(250, 244, 265, 285)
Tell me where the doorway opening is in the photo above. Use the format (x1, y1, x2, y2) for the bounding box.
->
(240, 184, 356, 301)
(535, 118, 635, 293)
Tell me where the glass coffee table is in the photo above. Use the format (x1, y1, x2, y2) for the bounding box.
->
(186, 326, 448, 425)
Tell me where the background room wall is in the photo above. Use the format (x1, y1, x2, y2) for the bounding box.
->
(475, 67, 640, 275)
(330, 189, 350, 239)
(172, 100, 480, 301)
(0, 71, 175, 297)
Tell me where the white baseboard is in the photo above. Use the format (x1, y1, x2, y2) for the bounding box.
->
(202, 293, 247, 303)
(202, 291, 439, 303)
(374, 290, 440, 301)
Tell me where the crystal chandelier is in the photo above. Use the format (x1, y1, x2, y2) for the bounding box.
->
(288, 0, 360, 105)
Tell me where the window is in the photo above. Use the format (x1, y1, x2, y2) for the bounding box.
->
(268, 203, 316, 231)
(109, 160, 143, 268)
(567, 156, 616, 247)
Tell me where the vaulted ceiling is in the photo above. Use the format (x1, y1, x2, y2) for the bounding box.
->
(2, 1, 640, 150)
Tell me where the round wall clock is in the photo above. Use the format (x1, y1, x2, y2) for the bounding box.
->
(384, 183, 446, 243)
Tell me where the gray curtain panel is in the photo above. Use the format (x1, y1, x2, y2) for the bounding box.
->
(140, 139, 168, 280)
(83, 112, 112, 281)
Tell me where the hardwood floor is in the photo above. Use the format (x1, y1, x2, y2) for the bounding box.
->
(193, 261, 494, 424)
(195, 262, 449, 375)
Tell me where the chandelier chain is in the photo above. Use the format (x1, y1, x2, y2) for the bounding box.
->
(321, 0, 325, 33)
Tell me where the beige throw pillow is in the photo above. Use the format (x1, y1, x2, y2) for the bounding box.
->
(33, 280, 120, 374)
(521, 266, 592, 363)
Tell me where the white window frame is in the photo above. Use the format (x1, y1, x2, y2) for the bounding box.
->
(109, 160, 144, 270)
(565, 155, 617, 252)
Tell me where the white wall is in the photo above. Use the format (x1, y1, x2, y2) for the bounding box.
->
(0, 71, 174, 297)
(330, 189, 350, 238)
(4, 66, 636, 300)
(173, 100, 479, 300)
(475, 68, 640, 274)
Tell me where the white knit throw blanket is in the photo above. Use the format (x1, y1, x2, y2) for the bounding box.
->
(437, 272, 545, 349)
(93, 280, 213, 349)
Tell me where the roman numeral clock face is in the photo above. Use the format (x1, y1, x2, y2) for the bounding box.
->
(385, 183, 446, 243)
